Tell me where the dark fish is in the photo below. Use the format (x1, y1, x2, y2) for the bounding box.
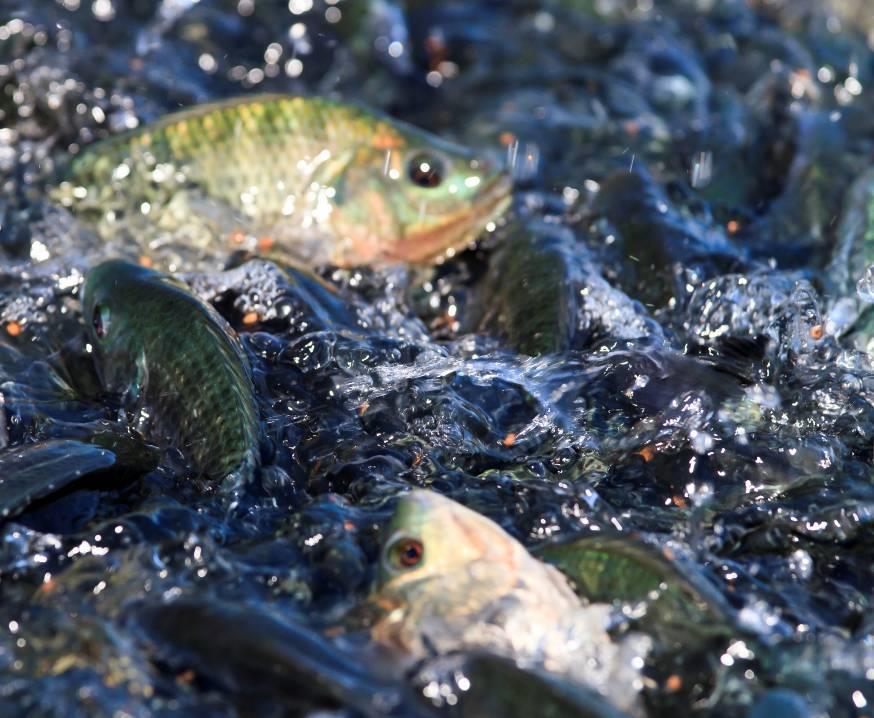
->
(592, 168, 743, 308)
(476, 225, 584, 355)
(825, 167, 874, 350)
(81, 260, 259, 480)
(474, 222, 663, 355)
(0, 436, 157, 521)
(457, 653, 634, 718)
(134, 598, 436, 718)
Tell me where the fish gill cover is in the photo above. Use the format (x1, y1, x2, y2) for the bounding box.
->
(0, 0, 873, 716)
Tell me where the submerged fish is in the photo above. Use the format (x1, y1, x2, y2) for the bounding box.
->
(473, 222, 662, 355)
(0, 439, 116, 520)
(54, 95, 512, 268)
(136, 599, 432, 718)
(591, 167, 743, 308)
(81, 260, 259, 480)
(454, 653, 634, 718)
(535, 534, 733, 646)
(475, 224, 584, 356)
(825, 167, 874, 350)
(0, 434, 160, 532)
(370, 490, 649, 715)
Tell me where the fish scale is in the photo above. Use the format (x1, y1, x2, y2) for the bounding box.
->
(81, 260, 260, 480)
(72, 96, 361, 212)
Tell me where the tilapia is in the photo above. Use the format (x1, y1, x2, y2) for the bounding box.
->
(81, 259, 259, 480)
(473, 221, 663, 355)
(135, 598, 433, 718)
(535, 534, 733, 646)
(824, 167, 874, 350)
(53, 95, 512, 268)
(0, 438, 127, 521)
(591, 167, 743, 308)
(369, 490, 650, 715)
(452, 653, 635, 718)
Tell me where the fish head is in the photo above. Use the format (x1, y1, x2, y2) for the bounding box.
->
(370, 489, 528, 654)
(81, 260, 157, 395)
(331, 120, 512, 265)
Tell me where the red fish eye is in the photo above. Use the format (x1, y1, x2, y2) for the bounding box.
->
(393, 538, 424, 568)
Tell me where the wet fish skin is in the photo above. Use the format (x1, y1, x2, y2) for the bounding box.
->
(370, 489, 580, 658)
(825, 167, 874, 349)
(81, 259, 259, 480)
(370, 490, 650, 715)
(0, 439, 116, 520)
(593, 167, 743, 308)
(457, 653, 634, 718)
(535, 535, 733, 644)
(135, 598, 436, 718)
(476, 224, 582, 356)
(56, 94, 512, 267)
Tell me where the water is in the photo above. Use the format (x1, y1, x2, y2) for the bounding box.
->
(0, 0, 873, 715)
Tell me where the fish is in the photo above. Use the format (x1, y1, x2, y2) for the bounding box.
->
(135, 598, 434, 718)
(370, 489, 581, 657)
(53, 95, 512, 268)
(454, 653, 634, 718)
(80, 259, 260, 480)
(0, 433, 160, 533)
(370, 490, 650, 715)
(534, 534, 734, 646)
(0, 439, 122, 521)
(824, 167, 874, 350)
(472, 221, 662, 355)
(475, 224, 584, 355)
(591, 167, 743, 308)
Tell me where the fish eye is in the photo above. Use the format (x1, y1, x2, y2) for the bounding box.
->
(407, 153, 445, 189)
(92, 304, 110, 339)
(388, 536, 425, 570)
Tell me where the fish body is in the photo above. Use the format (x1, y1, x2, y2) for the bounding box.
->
(476, 224, 582, 355)
(55, 95, 512, 268)
(135, 599, 434, 718)
(535, 535, 733, 645)
(457, 653, 634, 718)
(0, 439, 115, 520)
(593, 168, 743, 307)
(0, 434, 160, 528)
(370, 490, 649, 714)
(825, 167, 874, 349)
(81, 260, 259, 480)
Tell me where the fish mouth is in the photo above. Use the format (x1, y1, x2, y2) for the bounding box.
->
(396, 171, 513, 264)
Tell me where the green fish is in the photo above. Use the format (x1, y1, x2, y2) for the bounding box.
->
(458, 653, 634, 718)
(475, 224, 582, 356)
(370, 490, 649, 715)
(54, 94, 512, 268)
(0, 439, 117, 520)
(825, 168, 874, 351)
(535, 534, 733, 646)
(81, 260, 259, 480)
